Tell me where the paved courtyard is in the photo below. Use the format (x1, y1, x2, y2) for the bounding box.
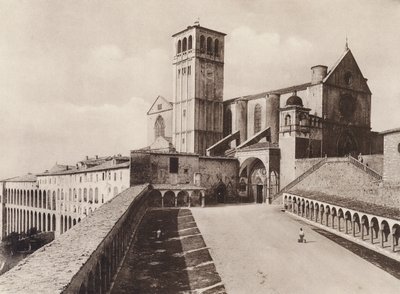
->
(191, 204, 400, 294)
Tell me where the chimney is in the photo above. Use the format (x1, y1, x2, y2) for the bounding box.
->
(311, 65, 328, 84)
(95, 155, 98, 159)
(85, 155, 89, 160)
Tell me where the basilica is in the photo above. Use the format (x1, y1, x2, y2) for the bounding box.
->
(146, 23, 383, 203)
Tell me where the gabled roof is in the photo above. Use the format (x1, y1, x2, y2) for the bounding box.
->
(323, 48, 371, 94)
(147, 95, 173, 115)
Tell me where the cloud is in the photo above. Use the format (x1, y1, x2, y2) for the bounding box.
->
(224, 26, 314, 97)
(0, 94, 150, 179)
(77, 45, 171, 106)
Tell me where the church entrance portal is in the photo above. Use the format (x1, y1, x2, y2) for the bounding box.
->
(256, 185, 263, 203)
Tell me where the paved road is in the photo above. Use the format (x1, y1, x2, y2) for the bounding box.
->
(191, 204, 400, 294)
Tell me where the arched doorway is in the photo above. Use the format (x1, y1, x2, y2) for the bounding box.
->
(239, 157, 267, 203)
(163, 191, 175, 207)
(250, 160, 267, 203)
(215, 181, 227, 203)
(149, 190, 162, 207)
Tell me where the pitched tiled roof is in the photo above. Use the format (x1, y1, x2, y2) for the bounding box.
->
(224, 82, 311, 103)
(38, 161, 130, 176)
(2, 174, 37, 182)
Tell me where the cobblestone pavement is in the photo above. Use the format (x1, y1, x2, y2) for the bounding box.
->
(191, 204, 400, 294)
(111, 208, 225, 293)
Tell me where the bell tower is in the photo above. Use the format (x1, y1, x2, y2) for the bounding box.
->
(172, 23, 226, 155)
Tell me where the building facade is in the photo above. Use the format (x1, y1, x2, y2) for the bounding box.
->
(0, 156, 130, 240)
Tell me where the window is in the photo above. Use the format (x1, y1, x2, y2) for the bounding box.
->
(154, 115, 165, 138)
(182, 68, 186, 75)
(114, 172, 116, 181)
(183, 109, 186, 116)
(169, 157, 179, 173)
(184, 168, 188, 174)
(214, 39, 219, 56)
(200, 35, 205, 52)
(254, 104, 262, 134)
(95, 188, 99, 203)
(157, 104, 162, 110)
(344, 71, 352, 85)
(188, 66, 191, 75)
(207, 37, 213, 54)
(182, 138, 185, 144)
(285, 114, 291, 126)
(177, 39, 182, 54)
(188, 35, 192, 50)
(182, 37, 187, 51)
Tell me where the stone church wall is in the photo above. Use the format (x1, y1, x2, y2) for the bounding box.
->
(199, 156, 239, 203)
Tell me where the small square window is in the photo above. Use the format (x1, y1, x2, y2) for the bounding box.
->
(184, 168, 188, 174)
(157, 104, 162, 110)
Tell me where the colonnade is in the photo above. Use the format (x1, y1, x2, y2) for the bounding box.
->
(5, 188, 56, 210)
(5, 208, 56, 235)
(148, 189, 205, 208)
(283, 194, 400, 253)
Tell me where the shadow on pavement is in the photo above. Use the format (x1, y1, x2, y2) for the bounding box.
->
(111, 208, 226, 293)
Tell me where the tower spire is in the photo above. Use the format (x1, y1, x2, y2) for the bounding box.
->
(345, 35, 349, 50)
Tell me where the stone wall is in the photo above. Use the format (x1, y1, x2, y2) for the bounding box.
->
(295, 158, 324, 177)
(289, 160, 400, 208)
(0, 184, 151, 293)
(130, 151, 239, 202)
(199, 156, 239, 202)
(383, 131, 400, 183)
(362, 154, 383, 174)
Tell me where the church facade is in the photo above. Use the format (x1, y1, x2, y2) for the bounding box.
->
(147, 23, 383, 203)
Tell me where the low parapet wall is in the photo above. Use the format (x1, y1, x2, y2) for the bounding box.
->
(0, 184, 151, 294)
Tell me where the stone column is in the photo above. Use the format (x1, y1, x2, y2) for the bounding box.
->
(188, 191, 192, 208)
(370, 226, 374, 244)
(201, 191, 205, 208)
(161, 192, 165, 208)
(392, 233, 396, 252)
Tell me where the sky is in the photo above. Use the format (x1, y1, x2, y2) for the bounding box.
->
(0, 0, 400, 179)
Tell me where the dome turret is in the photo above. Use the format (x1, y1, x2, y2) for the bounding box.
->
(286, 92, 303, 107)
